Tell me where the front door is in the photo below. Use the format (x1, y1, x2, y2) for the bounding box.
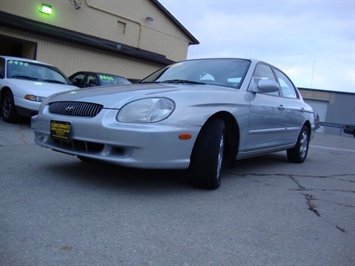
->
(244, 63, 287, 152)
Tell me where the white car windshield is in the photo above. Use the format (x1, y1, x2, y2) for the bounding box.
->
(7, 59, 69, 84)
(141, 59, 251, 89)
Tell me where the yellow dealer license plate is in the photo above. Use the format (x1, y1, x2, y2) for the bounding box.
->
(50, 120, 71, 141)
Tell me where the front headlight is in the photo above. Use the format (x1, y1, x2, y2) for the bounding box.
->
(24, 95, 46, 102)
(117, 98, 175, 123)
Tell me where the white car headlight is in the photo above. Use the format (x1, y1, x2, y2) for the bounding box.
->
(24, 95, 46, 102)
(117, 98, 175, 123)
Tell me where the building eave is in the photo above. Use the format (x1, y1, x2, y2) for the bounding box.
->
(298, 87, 355, 96)
(151, 0, 199, 45)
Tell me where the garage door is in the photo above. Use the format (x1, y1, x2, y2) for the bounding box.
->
(305, 99, 328, 133)
(0, 35, 37, 59)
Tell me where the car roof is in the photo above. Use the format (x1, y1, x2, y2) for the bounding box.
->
(168, 58, 269, 68)
(182, 58, 288, 73)
(70, 71, 128, 79)
(0, 55, 53, 66)
(179, 57, 255, 61)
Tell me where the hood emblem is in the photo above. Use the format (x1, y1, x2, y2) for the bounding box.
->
(65, 106, 75, 113)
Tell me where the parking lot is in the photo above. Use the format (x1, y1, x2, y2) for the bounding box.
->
(0, 118, 354, 266)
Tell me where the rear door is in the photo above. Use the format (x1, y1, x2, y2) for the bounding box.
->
(273, 68, 305, 143)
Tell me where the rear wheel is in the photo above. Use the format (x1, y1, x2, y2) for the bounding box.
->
(1, 91, 19, 123)
(287, 125, 309, 163)
(190, 118, 225, 189)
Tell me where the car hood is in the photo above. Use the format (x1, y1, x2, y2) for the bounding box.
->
(9, 79, 77, 97)
(46, 83, 229, 109)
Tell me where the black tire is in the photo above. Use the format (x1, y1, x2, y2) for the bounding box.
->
(287, 125, 310, 163)
(190, 118, 225, 189)
(1, 91, 19, 123)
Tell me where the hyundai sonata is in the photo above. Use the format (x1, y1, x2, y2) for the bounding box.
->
(31, 58, 316, 189)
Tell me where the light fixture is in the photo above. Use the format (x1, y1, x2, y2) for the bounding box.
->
(72, 0, 81, 10)
(40, 3, 52, 15)
(146, 16, 154, 22)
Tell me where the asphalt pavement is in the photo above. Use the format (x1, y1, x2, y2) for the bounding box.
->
(0, 118, 354, 266)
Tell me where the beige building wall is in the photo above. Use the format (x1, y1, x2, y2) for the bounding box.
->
(0, 27, 162, 80)
(0, 0, 192, 61)
(300, 89, 335, 104)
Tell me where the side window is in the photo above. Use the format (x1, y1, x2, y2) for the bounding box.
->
(252, 64, 279, 96)
(273, 69, 298, 98)
(71, 73, 85, 87)
(86, 75, 98, 87)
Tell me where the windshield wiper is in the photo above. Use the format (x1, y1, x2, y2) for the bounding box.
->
(10, 75, 39, 81)
(43, 79, 66, 84)
(160, 79, 206, 85)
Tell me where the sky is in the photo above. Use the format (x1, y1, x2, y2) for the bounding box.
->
(160, 0, 355, 93)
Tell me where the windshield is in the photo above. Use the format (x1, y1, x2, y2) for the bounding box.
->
(98, 74, 131, 86)
(6, 59, 70, 84)
(141, 59, 251, 89)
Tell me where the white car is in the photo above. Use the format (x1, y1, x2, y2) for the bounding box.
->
(0, 56, 77, 122)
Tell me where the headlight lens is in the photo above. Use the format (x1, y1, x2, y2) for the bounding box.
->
(117, 98, 175, 123)
(24, 95, 46, 102)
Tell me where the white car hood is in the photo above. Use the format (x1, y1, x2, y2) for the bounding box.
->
(9, 79, 77, 97)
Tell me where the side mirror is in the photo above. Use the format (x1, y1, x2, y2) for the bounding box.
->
(250, 79, 280, 93)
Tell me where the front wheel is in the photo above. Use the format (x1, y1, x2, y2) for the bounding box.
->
(1, 91, 19, 123)
(287, 126, 310, 163)
(190, 118, 225, 189)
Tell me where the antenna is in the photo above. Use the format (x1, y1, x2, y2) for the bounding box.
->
(310, 60, 315, 88)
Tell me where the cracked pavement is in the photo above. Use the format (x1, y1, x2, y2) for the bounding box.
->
(1, 119, 354, 265)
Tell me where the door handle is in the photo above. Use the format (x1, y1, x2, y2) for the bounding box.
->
(300, 107, 305, 112)
(278, 105, 285, 111)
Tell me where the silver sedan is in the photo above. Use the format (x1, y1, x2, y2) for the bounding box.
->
(31, 58, 316, 189)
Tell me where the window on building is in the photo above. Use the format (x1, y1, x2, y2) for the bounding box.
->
(116, 21, 126, 34)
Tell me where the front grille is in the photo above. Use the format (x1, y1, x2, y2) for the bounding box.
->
(49, 101, 103, 117)
(49, 138, 125, 156)
(52, 138, 104, 152)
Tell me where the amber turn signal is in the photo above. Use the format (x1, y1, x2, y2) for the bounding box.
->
(179, 133, 192, 140)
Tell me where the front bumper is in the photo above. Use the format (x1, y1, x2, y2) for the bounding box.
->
(31, 108, 200, 169)
(15, 96, 41, 117)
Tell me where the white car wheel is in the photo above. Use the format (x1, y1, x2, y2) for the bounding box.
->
(1, 91, 18, 123)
